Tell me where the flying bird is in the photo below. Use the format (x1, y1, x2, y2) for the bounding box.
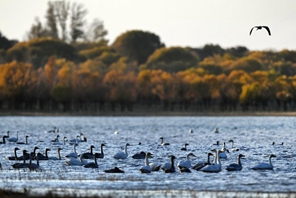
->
(249, 26, 271, 36)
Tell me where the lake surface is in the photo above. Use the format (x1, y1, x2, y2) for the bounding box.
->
(0, 116, 296, 197)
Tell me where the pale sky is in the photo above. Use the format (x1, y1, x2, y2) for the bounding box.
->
(1, 0, 296, 51)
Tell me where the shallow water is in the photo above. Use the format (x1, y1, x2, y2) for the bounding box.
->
(0, 116, 296, 197)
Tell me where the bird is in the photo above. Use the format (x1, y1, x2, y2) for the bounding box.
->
(201, 149, 222, 173)
(189, 128, 193, 133)
(132, 151, 146, 159)
(250, 26, 271, 36)
(12, 150, 29, 169)
(16, 135, 29, 145)
(226, 154, 245, 171)
(228, 139, 239, 151)
(251, 154, 276, 170)
(180, 143, 189, 151)
(159, 137, 170, 146)
(114, 143, 130, 159)
(81, 145, 96, 159)
(0, 135, 8, 144)
(36, 148, 51, 160)
(84, 153, 100, 168)
(104, 167, 125, 173)
(213, 141, 219, 146)
(161, 155, 176, 173)
(65, 154, 88, 166)
(47, 127, 59, 133)
(29, 152, 40, 171)
(139, 152, 153, 173)
(7, 147, 20, 161)
(177, 153, 196, 169)
(214, 128, 219, 133)
(192, 152, 213, 171)
(48, 148, 62, 160)
(65, 143, 79, 158)
(96, 143, 106, 159)
(7, 131, 19, 143)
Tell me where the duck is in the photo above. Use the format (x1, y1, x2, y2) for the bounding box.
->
(228, 139, 239, 151)
(132, 151, 146, 159)
(36, 148, 51, 160)
(114, 143, 130, 159)
(17, 135, 29, 145)
(250, 26, 271, 36)
(65, 154, 88, 166)
(201, 149, 222, 173)
(226, 154, 245, 171)
(192, 152, 213, 171)
(65, 143, 79, 158)
(177, 153, 196, 169)
(161, 155, 176, 173)
(104, 167, 125, 173)
(251, 154, 276, 170)
(81, 145, 95, 159)
(96, 143, 105, 158)
(180, 143, 189, 151)
(159, 137, 170, 146)
(0, 135, 8, 144)
(7, 131, 19, 143)
(48, 148, 62, 160)
(84, 153, 100, 168)
(139, 152, 153, 173)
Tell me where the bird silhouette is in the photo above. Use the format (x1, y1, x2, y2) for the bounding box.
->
(250, 26, 271, 36)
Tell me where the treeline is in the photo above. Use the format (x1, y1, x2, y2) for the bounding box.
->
(1, 2, 296, 113)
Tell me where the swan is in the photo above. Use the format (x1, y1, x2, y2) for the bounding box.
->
(0, 135, 8, 144)
(104, 167, 125, 173)
(29, 152, 40, 171)
(6, 131, 10, 138)
(52, 136, 67, 145)
(214, 127, 219, 133)
(180, 143, 189, 151)
(159, 137, 170, 146)
(177, 153, 196, 169)
(65, 143, 79, 158)
(81, 145, 95, 159)
(228, 139, 239, 151)
(12, 150, 29, 169)
(69, 135, 80, 145)
(162, 155, 176, 173)
(48, 148, 62, 160)
(51, 135, 60, 143)
(226, 154, 245, 171)
(84, 153, 100, 168)
(79, 133, 87, 142)
(251, 154, 276, 170)
(7, 131, 19, 143)
(189, 128, 193, 133)
(201, 149, 222, 173)
(47, 127, 59, 133)
(96, 143, 105, 159)
(139, 152, 153, 173)
(17, 146, 39, 161)
(219, 142, 229, 159)
(17, 135, 29, 145)
(114, 143, 130, 159)
(65, 154, 88, 166)
(213, 141, 219, 146)
(7, 147, 20, 160)
(36, 148, 51, 160)
(132, 151, 146, 159)
(192, 152, 213, 171)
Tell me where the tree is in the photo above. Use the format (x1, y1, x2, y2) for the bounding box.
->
(70, 2, 87, 42)
(111, 30, 164, 64)
(27, 18, 47, 40)
(45, 2, 58, 39)
(54, 0, 70, 41)
(84, 18, 108, 42)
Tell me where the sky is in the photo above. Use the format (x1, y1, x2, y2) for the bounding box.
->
(1, 0, 296, 51)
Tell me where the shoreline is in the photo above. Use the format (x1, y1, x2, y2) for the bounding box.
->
(1, 110, 296, 117)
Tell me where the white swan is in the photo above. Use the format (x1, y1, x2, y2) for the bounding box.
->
(161, 155, 176, 173)
(251, 154, 276, 170)
(228, 139, 239, 151)
(177, 153, 196, 169)
(7, 131, 19, 142)
(201, 149, 222, 173)
(65, 154, 88, 166)
(65, 143, 79, 158)
(114, 143, 130, 159)
(139, 152, 153, 173)
(69, 135, 80, 145)
(226, 154, 245, 171)
(52, 136, 67, 145)
(219, 142, 229, 158)
(159, 137, 170, 146)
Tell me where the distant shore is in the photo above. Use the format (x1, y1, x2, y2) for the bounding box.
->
(0, 110, 296, 117)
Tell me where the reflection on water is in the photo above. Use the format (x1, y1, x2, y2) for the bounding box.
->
(0, 116, 296, 197)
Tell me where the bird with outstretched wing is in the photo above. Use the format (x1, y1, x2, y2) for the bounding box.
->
(250, 26, 271, 36)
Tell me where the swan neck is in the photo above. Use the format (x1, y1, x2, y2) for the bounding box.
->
(269, 155, 273, 167)
(101, 145, 104, 154)
(58, 150, 61, 160)
(124, 145, 128, 154)
(145, 154, 149, 166)
(171, 157, 175, 169)
(14, 149, 18, 161)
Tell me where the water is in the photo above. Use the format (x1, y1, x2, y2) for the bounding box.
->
(0, 116, 296, 197)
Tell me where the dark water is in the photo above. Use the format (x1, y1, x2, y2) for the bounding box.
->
(0, 116, 296, 197)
